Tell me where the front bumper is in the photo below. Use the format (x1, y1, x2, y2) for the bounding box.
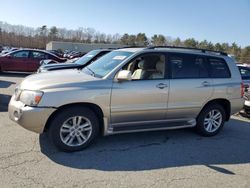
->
(8, 96, 56, 133)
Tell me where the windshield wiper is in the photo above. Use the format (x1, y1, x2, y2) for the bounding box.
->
(86, 67, 96, 77)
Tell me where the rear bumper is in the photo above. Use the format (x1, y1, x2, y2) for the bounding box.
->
(8, 96, 55, 133)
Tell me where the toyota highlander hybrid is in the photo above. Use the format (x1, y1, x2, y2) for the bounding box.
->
(9, 46, 244, 151)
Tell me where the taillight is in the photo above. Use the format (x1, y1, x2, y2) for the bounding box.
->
(241, 82, 244, 98)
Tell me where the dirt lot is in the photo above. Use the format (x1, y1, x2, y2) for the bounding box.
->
(0, 73, 250, 188)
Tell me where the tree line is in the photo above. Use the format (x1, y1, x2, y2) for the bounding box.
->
(0, 21, 249, 63)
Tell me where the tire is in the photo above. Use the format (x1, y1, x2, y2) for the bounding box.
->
(196, 104, 226, 136)
(49, 106, 100, 152)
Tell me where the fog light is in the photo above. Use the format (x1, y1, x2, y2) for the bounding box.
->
(13, 110, 21, 121)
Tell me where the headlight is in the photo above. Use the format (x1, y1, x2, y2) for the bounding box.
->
(19, 90, 44, 106)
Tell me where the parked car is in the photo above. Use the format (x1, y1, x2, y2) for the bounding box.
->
(9, 46, 244, 152)
(0, 48, 18, 56)
(37, 49, 112, 73)
(0, 49, 66, 72)
(48, 50, 64, 58)
(237, 64, 250, 115)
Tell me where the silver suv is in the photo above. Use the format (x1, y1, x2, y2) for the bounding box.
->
(9, 47, 244, 151)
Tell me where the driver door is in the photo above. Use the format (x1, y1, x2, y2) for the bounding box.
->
(110, 53, 169, 127)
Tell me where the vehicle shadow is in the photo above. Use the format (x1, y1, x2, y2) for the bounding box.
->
(0, 80, 16, 88)
(39, 119, 250, 172)
(0, 72, 30, 78)
(0, 94, 11, 112)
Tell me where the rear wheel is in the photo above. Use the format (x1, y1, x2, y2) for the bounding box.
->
(49, 107, 100, 152)
(196, 104, 226, 136)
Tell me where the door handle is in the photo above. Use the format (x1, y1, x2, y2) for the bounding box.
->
(202, 81, 210, 87)
(156, 83, 168, 89)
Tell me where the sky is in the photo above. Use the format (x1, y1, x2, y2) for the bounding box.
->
(0, 0, 249, 47)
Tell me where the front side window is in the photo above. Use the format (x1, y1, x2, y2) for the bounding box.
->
(11, 51, 29, 58)
(122, 53, 166, 80)
(170, 53, 209, 79)
(84, 51, 133, 78)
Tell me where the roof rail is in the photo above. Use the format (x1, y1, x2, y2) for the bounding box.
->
(121, 45, 147, 49)
(146, 46, 228, 56)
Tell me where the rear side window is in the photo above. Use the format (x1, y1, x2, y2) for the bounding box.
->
(207, 58, 231, 78)
(169, 53, 209, 79)
(31, 51, 49, 59)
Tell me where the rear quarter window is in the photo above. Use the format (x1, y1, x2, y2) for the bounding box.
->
(207, 57, 231, 78)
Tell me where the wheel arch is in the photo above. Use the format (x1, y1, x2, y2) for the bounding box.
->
(44, 102, 104, 133)
(198, 99, 231, 121)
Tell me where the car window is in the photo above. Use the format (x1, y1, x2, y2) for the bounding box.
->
(11, 51, 29, 58)
(240, 67, 250, 77)
(208, 58, 231, 78)
(122, 53, 166, 80)
(75, 50, 102, 65)
(31, 51, 49, 59)
(170, 53, 209, 79)
(84, 51, 133, 78)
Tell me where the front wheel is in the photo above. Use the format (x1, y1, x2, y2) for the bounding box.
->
(49, 107, 100, 152)
(196, 104, 226, 136)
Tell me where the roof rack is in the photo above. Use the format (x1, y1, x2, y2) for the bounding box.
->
(121, 45, 147, 49)
(146, 46, 228, 56)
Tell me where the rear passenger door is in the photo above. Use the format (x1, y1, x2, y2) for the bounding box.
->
(28, 51, 49, 71)
(207, 57, 235, 98)
(167, 53, 213, 119)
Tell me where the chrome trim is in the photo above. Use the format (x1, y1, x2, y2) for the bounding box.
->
(107, 124, 195, 135)
(111, 118, 195, 127)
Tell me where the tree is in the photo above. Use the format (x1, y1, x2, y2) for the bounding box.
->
(240, 46, 250, 64)
(198, 40, 209, 49)
(173, 37, 182, 46)
(206, 42, 214, 50)
(128, 35, 136, 45)
(136, 33, 148, 46)
(230, 42, 241, 61)
(151, 34, 166, 46)
(120, 33, 130, 45)
(184, 38, 198, 48)
(214, 43, 223, 51)
(49, 26, 58, 41)
(221, 43, 230, 52)
(39, 25, 47, 37)
(0, 27, 2, 44)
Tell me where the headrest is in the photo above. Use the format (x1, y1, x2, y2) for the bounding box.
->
(138, 60, 145, 69)
(156, 61, 164, 73)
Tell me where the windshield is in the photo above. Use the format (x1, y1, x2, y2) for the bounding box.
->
(74, 50, 101, 65)
(83, 51, 133, 78)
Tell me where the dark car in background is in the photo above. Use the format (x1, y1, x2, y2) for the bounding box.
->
(37, 49, 111, 73)
(0, 49, 66, 72)
(237, 64, 250, 116)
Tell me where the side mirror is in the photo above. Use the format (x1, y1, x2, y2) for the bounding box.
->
(40, 60, 45, 65)
(116, 70, 132, 81)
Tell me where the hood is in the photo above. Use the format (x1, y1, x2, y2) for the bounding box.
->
(20, 69, 100, 90)
(41, 62, 79, 69)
